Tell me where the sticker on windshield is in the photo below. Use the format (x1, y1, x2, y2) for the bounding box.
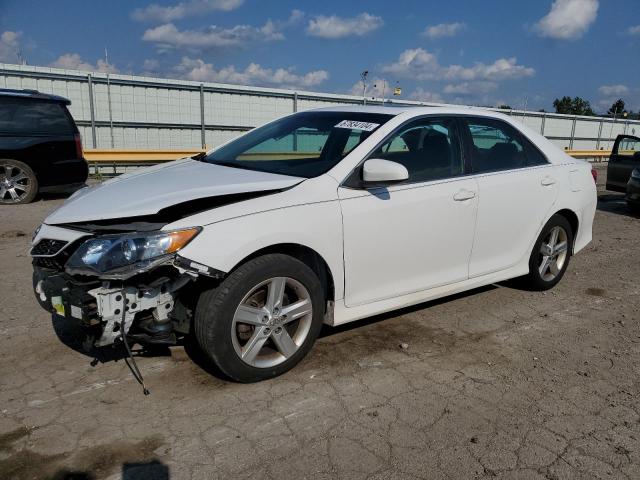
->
(334, 120, 380, 132)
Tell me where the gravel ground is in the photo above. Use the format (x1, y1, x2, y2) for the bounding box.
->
(1, 164, 639, 480)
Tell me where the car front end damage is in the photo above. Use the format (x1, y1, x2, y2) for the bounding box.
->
(30, 223, 222, 349)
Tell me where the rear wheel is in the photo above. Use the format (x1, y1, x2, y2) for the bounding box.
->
(194, 254, 325, 382)
(0, 159, 38, 204)
(523, 214, 573, 291)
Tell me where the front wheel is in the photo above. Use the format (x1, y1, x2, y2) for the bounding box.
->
(522, 214, 573, 291)
(194, 254, 325, 382)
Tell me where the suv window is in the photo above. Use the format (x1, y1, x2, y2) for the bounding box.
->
(370, 117, 463, 183)
(466, 118, 528, 172)
(0, 98, 74, 135)
(616, 136, 640, 156)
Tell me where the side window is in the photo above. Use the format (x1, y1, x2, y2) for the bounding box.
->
(616, 137, 640, 157)
(0, 98, 74, 135)
(371, 118, 463, 183)
(467, 119, 528, 173)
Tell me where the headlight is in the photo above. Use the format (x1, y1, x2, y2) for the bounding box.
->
(66, 228, 200, 276)
(631, 169, 640, 180)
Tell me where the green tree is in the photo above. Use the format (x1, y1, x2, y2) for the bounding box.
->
(607, 99, 626, 116)
(552, 96, 595, 116)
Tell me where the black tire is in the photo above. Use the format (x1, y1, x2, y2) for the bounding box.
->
(522, 214, 574, 291)
(0, 159, 38, 204)
(194, 254, 325, 382)
(627, 201, 640, 215)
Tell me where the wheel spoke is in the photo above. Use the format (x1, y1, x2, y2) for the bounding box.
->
(266, 277, 286, 313)
(8, 188, 19, 200)
(539, 255, 552, 276)
(0, 186, 6, 199)
(241, 326, 270, 364)
(12, 172, 28, 183)
(549, 259, 560, 276)
(234, 304, 266, 326)
(281, 299, 311, 323)
(272, 329, 297, 358)
(13, 183, 29, 193)
(548, 227, 559, 248)
(2, 165, 13, 179)
(554, 241, 567, 255)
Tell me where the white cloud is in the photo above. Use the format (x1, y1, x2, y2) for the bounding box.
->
(443, 81, 498, 95)
(598, 84, 629, 96)
(408, 88, 444, 103)
(50, 53, 119, 74)
(534, 0, 598, 40)
(143, 20, 283, 51)
(132, 0, 244, 23)
(0, 31, 22, 63)
(382, 48, 535, 82)
(422, 22, 466, 39)
(627, 25, 640, 36)
(174, 57, 328, 89)
(307, 13, 383, 39)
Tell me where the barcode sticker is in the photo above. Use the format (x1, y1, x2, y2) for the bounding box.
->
(334, 120, 380, 131)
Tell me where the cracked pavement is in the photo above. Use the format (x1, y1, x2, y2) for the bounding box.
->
(1, 164, 639, 479)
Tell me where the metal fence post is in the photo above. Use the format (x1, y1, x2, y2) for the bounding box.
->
(293, 92, 298, 112)
(569, 116, 577, 149)
(106, 74, 114, 148)
(87, 74, 97, 148)
(540, 113, 546, 135)
(199, 84, 205, 149)
(596, 119, 603, 150)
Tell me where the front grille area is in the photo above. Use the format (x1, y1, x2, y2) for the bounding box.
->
(31, 239, 68, 257)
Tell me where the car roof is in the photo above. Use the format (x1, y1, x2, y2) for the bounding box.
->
(0, 88, 71, 105)
(309, 104, 512, 120)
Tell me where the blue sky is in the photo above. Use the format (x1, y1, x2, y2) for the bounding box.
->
(1, 0, 639, 112)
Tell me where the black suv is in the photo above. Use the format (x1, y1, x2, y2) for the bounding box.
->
(0, 89, 88, 204)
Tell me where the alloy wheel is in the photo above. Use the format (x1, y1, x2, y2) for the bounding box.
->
(538, 226, 569, 282)
(0, 163, 32, 203)
(231, 276, 313, 368)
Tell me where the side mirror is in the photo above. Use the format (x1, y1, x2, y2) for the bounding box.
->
(362, 159, 409, 186)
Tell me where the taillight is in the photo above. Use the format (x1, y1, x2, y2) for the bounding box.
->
(74, 133, 83, 159)
(591, 168, 598, 183)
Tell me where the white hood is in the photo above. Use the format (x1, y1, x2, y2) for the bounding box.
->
(45, 159, 304, 224)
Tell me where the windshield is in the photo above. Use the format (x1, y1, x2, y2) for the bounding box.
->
(205, 111, 394, 178)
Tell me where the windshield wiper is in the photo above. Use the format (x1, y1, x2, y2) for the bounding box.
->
(191, 151, 207, 161)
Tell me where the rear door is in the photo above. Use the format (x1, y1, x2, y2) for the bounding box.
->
(606, 135, 640, 192)
(462, 117, 558, 278)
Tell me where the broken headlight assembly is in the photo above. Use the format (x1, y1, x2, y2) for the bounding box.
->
(65, 227, 200, 277)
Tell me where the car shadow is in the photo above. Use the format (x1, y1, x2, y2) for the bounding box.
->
(51, 314, 172, 364)
(319, 284, 497, 338)
(597, 192, 640, 218)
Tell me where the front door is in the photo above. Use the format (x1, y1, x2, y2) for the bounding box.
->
(606, 135, 640, 192)
(339, 117, 478, 307)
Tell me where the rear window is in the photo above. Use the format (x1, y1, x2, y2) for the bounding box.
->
(0, 98, 74, 135)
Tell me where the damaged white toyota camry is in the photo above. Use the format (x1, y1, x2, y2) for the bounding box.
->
(31, 106, 597, 383)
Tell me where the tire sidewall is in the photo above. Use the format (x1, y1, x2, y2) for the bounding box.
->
(195, 254, 325, 382)
(528, 214, 573, 290)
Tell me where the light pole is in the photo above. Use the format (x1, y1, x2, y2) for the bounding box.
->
(360, 71, 368, 105)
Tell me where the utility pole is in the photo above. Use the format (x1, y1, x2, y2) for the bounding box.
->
(360, 70, 368, 105)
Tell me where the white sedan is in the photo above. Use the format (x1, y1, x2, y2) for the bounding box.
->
(31, 106, 597, 382)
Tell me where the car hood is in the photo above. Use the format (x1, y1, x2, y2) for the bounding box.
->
(45, 159, 304, 225)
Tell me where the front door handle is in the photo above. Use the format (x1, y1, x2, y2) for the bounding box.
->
(453, 189, 476, 201)
(541, 176, 556, 186)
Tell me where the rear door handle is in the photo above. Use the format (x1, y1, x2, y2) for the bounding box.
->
(541, 176, 556, 186)
(453, 189, 476, 201)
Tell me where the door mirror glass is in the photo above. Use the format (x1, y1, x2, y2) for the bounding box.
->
(362, 159, 409, 185)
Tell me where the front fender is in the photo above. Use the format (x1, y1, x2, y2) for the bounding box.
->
(176, 201, 345, 300)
